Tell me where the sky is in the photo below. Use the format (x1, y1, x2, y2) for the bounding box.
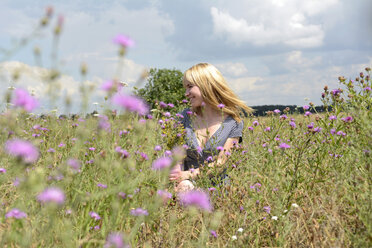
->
(0, 0, 371, 114)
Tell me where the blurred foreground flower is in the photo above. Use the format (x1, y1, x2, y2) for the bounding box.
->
(37, 187, 65, 205)
(112, 94, 149, 116)
(113, 34, 135, 48)
(5, 139, 39, 163)
(152, 156, 172, 170)
(5, 208, 27, 219)
(178, 190, 212, 212)
(12, 88, 39, 112)
(89, 211, 101, 220)
(130, 208, 148, 216)
(104, 232, 130, 248)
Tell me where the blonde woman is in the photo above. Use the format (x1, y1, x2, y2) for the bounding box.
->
(169, 63, 252, 191)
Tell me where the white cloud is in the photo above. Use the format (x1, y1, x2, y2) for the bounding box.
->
(210, 0, 339, 48)
(215, 62, 248, 77)
(228, 76, 265, 92)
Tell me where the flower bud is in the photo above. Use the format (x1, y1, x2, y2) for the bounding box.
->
(360, 72, 364, 78)
(365, 67, 371, 72)
(321, 93, 325, 98)
(324, 85, 328, 91)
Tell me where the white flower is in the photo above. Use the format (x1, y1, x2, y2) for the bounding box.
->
(232, 235, 237, 240)
(283, 209, 288, 213)
(237, 228, 244, 233)
(272, 216, 278, 220)
(291, 203, 299, 208)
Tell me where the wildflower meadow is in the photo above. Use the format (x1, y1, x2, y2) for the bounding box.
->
(0, 8, 371, 247)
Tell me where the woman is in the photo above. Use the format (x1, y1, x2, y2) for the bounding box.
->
(169, 63, 252, 191)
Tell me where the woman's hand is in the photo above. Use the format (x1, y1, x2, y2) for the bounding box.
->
(169, 164, 190, 182)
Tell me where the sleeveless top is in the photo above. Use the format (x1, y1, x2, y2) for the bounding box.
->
(178, 108, 244, 171)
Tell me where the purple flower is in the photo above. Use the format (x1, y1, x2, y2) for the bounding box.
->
(217, 103, 225, 109)
(263, 206, 271, 214)
(0, 168, 6, 173)
(168, 103, 175, 108)
(5, 139, 39, 163)
(364, 86, 371, 92)
(130, 208, 148, 216)
(178, 190, 212, 212)
(101, 80, 123, 92)
(37, 187, 65, 205)
(265, 127, 271, 132)
(248, 126, 254, 131)
(113, 34, 134, 47)
(341, 116, 353, 123)
(5, 208, 27, 219)
(273, 109, 281, 114)
(329, 115, 337, 121)
(118, 192, 126, 199)
(47, 148, 56, 153)
(140, 152, 149, 160)
(303, 105, 310, 110)
(104, 232, 129, 248)
(89, 211, 101, 220)
(97, 183, 107, 188)
(307, 123, 314, 129)
(58, 143, 65, 148)
(280, 114, 287, 120)
(115, 147, 130, 158)
(157, 190, 172, 199)
(210, 230, 218, 238)
(163, 112, 171, 117)
(152, 157, 172, 170)
(304, 111, 312, 117)
(67, 158, 81, 171)
(336, 131, 346, 136)
(253, 120, 259, 126)
(279, 143, 290, 150)
(112, 94, 149, 116)
(154, 145, 162, 151)
(330, 128, 336, 135)
(289, 121, 296, 128)
(331, 89, 342, 96)
(159, 101, 167, 108)
(217, 146, 224, 152)
(313, 127, 322, 133)
(99, 115, 111, 132)
(12, 88, 39, 112)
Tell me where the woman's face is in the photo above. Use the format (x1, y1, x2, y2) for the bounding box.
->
(184, 81, 203, 108)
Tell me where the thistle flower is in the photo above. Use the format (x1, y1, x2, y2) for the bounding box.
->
(217, 103, 225, 109)
(97, 183, 107, 188)
(154, 145, 162, 151)
(341, 116, 353, 123)
(37, 187, 65, 205)
(104, 232, 130, 248)
(253, 120, 259, 126)
(67, 158, 81, 171)
(289, 121, 296, 128)
(113, 34, 134, 47)
(152, 157, 172, 170)
(12, 88, 39, 112)
(304, 111, 312, 117)
(159, 101, 167, 108)
(263, 206, 271, 214)
(130, 208, 148, 216)
(0, 168, 6, 173)
(210, 230, 218, 238)
(5, 139, 39, 163)
(279, 143, 290, 150)
(112, 94, 149, 116)
(157, 190, 172, 200)
(329, 115, 337, 121)
(303, 105, 310, 110)
(273, 109, 281, 114)
(178, 190, 212, 212)
(89, 211, 101, 220)
(5, 208, 27, 219)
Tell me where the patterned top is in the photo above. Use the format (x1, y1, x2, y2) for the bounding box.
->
(179, 108, 243, 171)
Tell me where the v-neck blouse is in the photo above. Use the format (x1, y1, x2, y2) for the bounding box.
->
(179, 108, 244, 171)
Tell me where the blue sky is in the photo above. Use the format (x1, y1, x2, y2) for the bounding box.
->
(0, 0, 371, 114)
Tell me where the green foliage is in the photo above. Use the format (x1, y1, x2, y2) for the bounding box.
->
(134, 68, 185, 113)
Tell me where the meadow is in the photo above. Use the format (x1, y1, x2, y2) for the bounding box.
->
(0, 67, 371, 247)
(0, 8, 371, 247)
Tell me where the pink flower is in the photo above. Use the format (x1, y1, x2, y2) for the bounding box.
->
(5, 208, 27, 219)
(12, 88, 39, 112)
(5, 139, 39, 163)
(37, 187, 65, 205)
(279, 143, 290, 150)
(89, 211, 101, 220)
(113, 34, 135, 47)
(178, 190, 212, 212)
(217, 103, 225, 109)
(101, 80, 123, 92)
(152, 157, 172, 170)
(130, 208, 148, 216)
(112, 94, 149, 116)
(104, 232, 130, 248)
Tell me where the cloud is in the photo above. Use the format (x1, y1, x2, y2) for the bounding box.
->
(215, 62, 248, 77)
(210, 4, 331, 48)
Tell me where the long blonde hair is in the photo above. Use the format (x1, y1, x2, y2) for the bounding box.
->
(183, 63, 253, 122)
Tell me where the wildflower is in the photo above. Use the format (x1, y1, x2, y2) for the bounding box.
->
(330, 128, 336, 135)
(67, 158, 81, 171)
(279, 143, 290, 150)
(313, 127, 322, 133)
(112, 94, 149, 116)
(152, 157, 172, 170)
(37, 187, 65, 205)
(12, 88, 39, 112)
(94, 225, 100, 230)
(217, 103, 225, 109)
(231, 235, 237, 241)
(118, 192, 126, 199)
(280, 114, 287, 120)
(210, 230, 218, 238)
(289, 121, 296, 128)
(271, 216, 278, 220)
(307, 123, 314, 129)
(89, 211, 101, 220)
(159, 101, 167, 108)
(216, 146, 224, 152)
(182, 99, 188, 103)
(178, 190, 212, 212)
(364, 86, 371, 92)
(291, 203, 299, 208)
(331, 89, 342, 96)
(248, 126, 254, 131)
(208, 187, 216, 192)
(130, 208, 148, 216)
(89, 147, 96, 151)
(341, 116, 353, 123)
(336, 131, 346, 136)
(97, 183, 107, 188)
(253, 120, 259, 126)
(163, 112, 171, 117)
(5, 139, 39, 163)
(0, 168, 6, 173)
(140, 152, 148, 160)
(113, 34, 134, 47)
(47, 148, 56, 153)
(265, 127, 271, 132)
(304, 111, 312, 117)
(154, 145, 162, 151)
(168, 103, 175, 108)
(5, 208, 27, 219)
(237, 228, 243, 233)
(263, 206, 271, 214)
(101, 80, 122, 92)
(329, 115, 337, 121)
(303, 105, 310, 110)
(58, 143, 65, 148)
(104, 232, 130, 248)
(157, 190, 172, 200)
(273, 109, 281, 114)
(99, 115, 111, 132)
